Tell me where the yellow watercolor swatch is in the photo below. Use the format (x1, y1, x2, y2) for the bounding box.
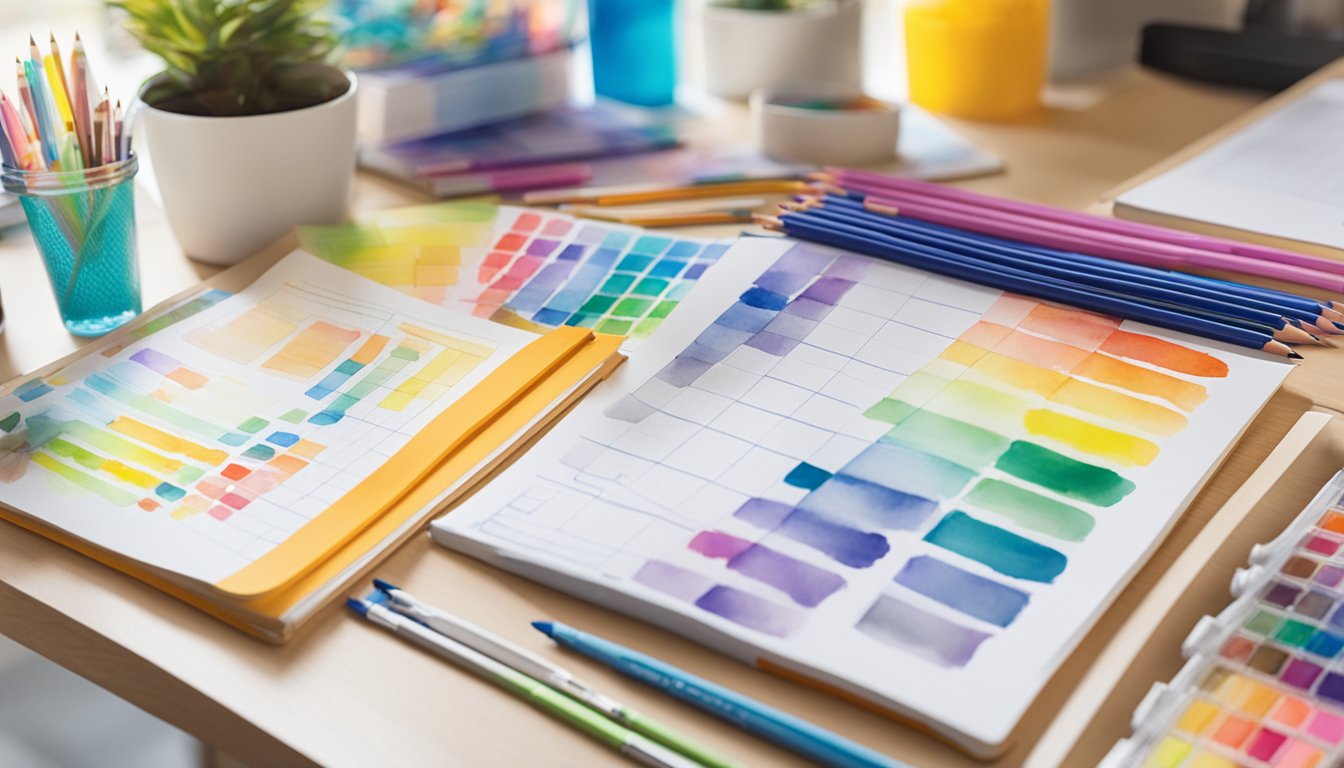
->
(262, 321, 361, 379)
(109, 417, 228, 465)
(1050, 379, 1188, 437)
(1025, 409, 1159, 466)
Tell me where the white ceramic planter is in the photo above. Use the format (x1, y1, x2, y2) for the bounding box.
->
(138, 66, 358, 266)
(702, 0, 862, 101)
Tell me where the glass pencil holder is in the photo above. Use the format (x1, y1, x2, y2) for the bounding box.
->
(1, 155, 142, 337)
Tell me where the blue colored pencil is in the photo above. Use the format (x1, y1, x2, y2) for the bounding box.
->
(812, 195, 1340, 334)
(790, 201, 1316, 342)
(761, 212, 1298, 358)
(533, 621, 908, 768)
(820, 192, 1344, 326)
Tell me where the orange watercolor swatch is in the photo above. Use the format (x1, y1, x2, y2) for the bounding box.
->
(1018, 303, 1121, 349)
(1072, 353, 1210, 412)
(1100, 330, 1229, 379)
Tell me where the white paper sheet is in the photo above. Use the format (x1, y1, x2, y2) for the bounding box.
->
(434, 236, 1290, 752)
(0, 251, 532, 585)
(1118, 79, 1344, 250)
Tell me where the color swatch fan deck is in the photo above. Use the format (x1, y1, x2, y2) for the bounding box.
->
(433, 237, 1289, 753)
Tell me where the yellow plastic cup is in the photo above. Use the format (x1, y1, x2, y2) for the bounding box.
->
(904, 0, 1050, 121)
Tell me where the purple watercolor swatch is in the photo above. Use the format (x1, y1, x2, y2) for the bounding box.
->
(634, 560, 715, 602)
(733, 499, 891, 569)
(130, 348, 182, 376)
(695, 585, 803, 638)
(856, 594, 989, 668)
(894, 556, 1029, 627)
(689, 531, 846, 608)
(798, 475, 938, 531)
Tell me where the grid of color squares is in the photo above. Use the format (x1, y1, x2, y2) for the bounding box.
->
(1109, 478, 1344, 768)
(620, 244, 1229, 664)
(478, 209, 727, 338)
(1, 281, 493, 561)
(298, 203, 728, 340)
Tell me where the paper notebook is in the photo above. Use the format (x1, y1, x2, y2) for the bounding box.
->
(1114, 75, 1344, 256)
(0, 250, 624, 641)
(432, 236, 1291, 756)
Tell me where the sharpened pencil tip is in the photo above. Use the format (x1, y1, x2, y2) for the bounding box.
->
(345, 597, 369, 616)
(372, 578, 399, 594)
(1289, 351, 1304, 359)
(531, 621, 555, 637)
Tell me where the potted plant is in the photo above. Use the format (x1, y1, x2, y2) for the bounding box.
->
(111, 0, 358, 265)
(702, 0, 862, 101)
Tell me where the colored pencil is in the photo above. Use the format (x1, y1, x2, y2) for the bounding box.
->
(799, 196, 1339, 337)
(851, 182, 1344, 289)
(0, 93, 36, 170)
(761, 211, 1299, 358)
(820, 168, 1344, 279)
(533, 621, 909, 768)
(70, 33, 92, 167)
(781, 203, 1319, 345)
(829, 185, 1344, 294)
(525, 180, 807, 206)
(347, 600, 702, 768)
(14, 58, 39, 142)
(371, 581, 740, 768)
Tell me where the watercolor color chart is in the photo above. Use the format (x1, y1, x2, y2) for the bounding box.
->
(434, 236, 1290, 752)
(0, 252, 533, 587)
(297, 202, 726, 340)
(1106, 473, 1344, 768)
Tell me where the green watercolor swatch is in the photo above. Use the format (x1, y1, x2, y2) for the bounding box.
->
(880, 408, 1009, 469)
(994, 441, 1136, 507)
(963, 479, 1095, 542)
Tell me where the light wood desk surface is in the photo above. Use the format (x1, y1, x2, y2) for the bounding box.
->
(2, 67, 1341, 768)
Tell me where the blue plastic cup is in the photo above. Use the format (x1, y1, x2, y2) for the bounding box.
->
(1, 156, 142, 336)
(588, 0, 678, 107)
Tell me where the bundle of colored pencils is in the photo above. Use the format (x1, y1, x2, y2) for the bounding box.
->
(525, 179, 809, 227)
(0, 33, 127, 174)
(756, 172, 1344, 360)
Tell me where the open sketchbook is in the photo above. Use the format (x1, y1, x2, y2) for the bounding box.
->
(0, 251, 623, 640)
(433, 236, 1291, 755)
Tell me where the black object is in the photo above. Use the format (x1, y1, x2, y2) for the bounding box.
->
(1140, 23, 1344, 91)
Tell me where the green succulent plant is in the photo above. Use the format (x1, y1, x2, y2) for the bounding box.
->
(108, 0, 344, 117)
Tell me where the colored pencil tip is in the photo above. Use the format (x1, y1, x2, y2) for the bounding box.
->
(753, 214, 783, 229)
(345, 597, 370, 616)
(1289, 351, 1304, 359)
(531, 621, 555, 637)
(372, 578, 400, 594)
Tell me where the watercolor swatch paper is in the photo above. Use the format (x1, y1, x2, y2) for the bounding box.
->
(297, 202, 727, 341)
(433, 236, 1290, 753)
(0, 252, 536, 587)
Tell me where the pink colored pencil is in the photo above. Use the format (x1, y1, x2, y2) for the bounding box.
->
(856, 190, 1344, 294)
(825, 168, 1344, 279)
(0, 93, 37, 170)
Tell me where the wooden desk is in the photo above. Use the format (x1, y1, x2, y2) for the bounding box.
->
(1, 68, 1338, 768)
